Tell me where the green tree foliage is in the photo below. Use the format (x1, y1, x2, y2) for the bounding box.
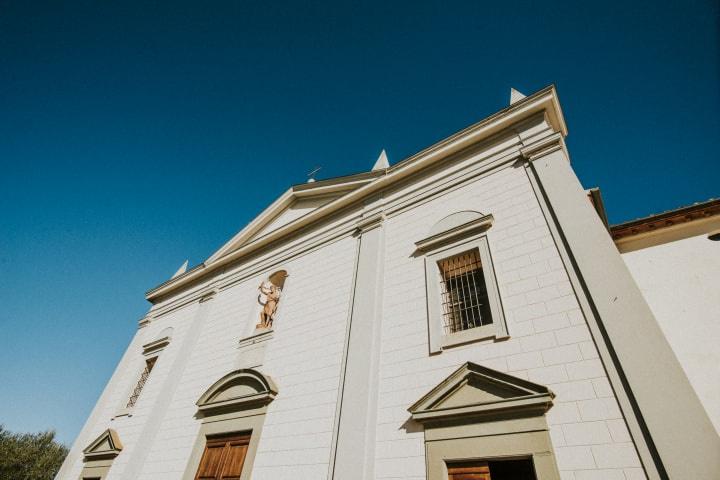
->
(0, 426, 68, 480)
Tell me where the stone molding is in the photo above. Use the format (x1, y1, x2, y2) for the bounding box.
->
(142, 336, 170, 356)
(408, 362, 554, 424)
(520, 132, 568, 162)
(82, 428, 123, 461)
(196, 369, 278, 416)
(415, 213, 494, 253)
(146, 86, 567, 302)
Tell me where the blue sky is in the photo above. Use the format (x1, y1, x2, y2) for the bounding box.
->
(0, 1, 717, 445)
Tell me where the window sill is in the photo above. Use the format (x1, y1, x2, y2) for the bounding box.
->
(441, 324, 509, 349)
(238, 328, 274, 349)
(112, 408, 132, 420)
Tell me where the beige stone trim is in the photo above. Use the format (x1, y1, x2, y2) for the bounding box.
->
(420, 227, 508, 353)
(182, 368, 277, 480)
(415, 214, 494, 253)
(181, 410, 267, 480)
(196, 369, 278, 415)
(141, 336, 170, 356)
(146, 86, 567, 302)
(409, 362, 559, 480)
(78, 429, 123, 479)
(426, 431, 560, 480)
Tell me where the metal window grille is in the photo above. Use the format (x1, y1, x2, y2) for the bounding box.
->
(438, 249, 493, 334)
(126, 356, 157, 408)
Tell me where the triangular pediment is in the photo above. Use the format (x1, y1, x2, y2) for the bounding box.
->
(205, 171, 381, 265)
(83, 429, 123, 460)
(409, 362, 554, 423)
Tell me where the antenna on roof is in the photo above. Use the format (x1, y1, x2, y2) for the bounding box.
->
(307, 166, 322, 183)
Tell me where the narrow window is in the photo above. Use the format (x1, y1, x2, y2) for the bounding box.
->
(195, 433, 250, 480)
(438, 249, 492, 334)
(126, 356, 157, 408)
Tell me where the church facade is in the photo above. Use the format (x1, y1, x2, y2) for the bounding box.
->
(56, 86, 719, 480)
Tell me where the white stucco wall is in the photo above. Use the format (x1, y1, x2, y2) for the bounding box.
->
(58, 111, 653, 480)
(375, 162, 644, 480)
(621, 233, 720, 434)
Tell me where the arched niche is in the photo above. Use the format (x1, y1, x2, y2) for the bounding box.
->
(196, 369, 278, 416)
(267, 269, 288, 289)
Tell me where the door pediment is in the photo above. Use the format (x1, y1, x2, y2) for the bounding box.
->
(408, 362, 554, 424)
(83, 428, 123, 460)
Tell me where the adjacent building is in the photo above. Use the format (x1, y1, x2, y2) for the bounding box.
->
(56, 86, 720, 480)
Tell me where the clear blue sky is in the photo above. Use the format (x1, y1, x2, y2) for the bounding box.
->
(0, 1, 718, 445)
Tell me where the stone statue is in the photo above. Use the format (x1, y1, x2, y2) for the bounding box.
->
(257, 280, 281, 329)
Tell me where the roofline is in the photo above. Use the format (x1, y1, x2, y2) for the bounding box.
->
(145, 85, 567, 302)
(611, 198, 720, 241)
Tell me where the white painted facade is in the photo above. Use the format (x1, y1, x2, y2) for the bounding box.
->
(620, 226, 720, 435)
(57, 87, 719, 480)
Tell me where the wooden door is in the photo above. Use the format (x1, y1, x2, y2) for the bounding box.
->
(194, 433, 250, 480)
(447, 461, 491, 480)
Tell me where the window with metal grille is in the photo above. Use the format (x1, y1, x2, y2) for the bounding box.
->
(438, 249, 493, 334)
(126, 356, 157, 408)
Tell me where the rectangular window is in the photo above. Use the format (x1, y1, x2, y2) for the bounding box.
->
(438, 249, 493, 334)
(126, 356, 157, 408)
(195, 433, 250, 480)
(421, 234, 508, 353)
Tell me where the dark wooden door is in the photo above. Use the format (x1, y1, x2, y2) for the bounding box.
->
(449, 459, 538, 480)
(194, 434, 250, 480)
(447, 462, 491, 480)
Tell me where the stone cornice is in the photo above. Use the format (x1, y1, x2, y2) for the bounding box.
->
(145, 85, 567, 303)
(520, 132, 568, 162)
(355, 212, 385, 234)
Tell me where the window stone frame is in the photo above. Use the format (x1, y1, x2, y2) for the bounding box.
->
(416, 213, 508, 353)
(113, 333, 172, 419)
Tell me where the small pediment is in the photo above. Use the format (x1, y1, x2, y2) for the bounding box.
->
(197, 369, 278, 415)
(409, 362, 554, 424)
(83, 429, 123, 460)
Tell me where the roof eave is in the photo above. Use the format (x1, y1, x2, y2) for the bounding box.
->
(145, 85, 567, 303)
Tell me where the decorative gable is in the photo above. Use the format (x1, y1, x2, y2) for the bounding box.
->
(83, 428, 123, 460)
(197, 369, 278, 415)
(408, 362, 554, 424)
(205, 171, 381, 265)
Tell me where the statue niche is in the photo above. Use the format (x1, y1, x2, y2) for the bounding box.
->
(256, 270, 288, 329)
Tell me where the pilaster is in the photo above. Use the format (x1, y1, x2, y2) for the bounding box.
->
(524, 141, 720, 479)
(329, 212, 386, 480)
